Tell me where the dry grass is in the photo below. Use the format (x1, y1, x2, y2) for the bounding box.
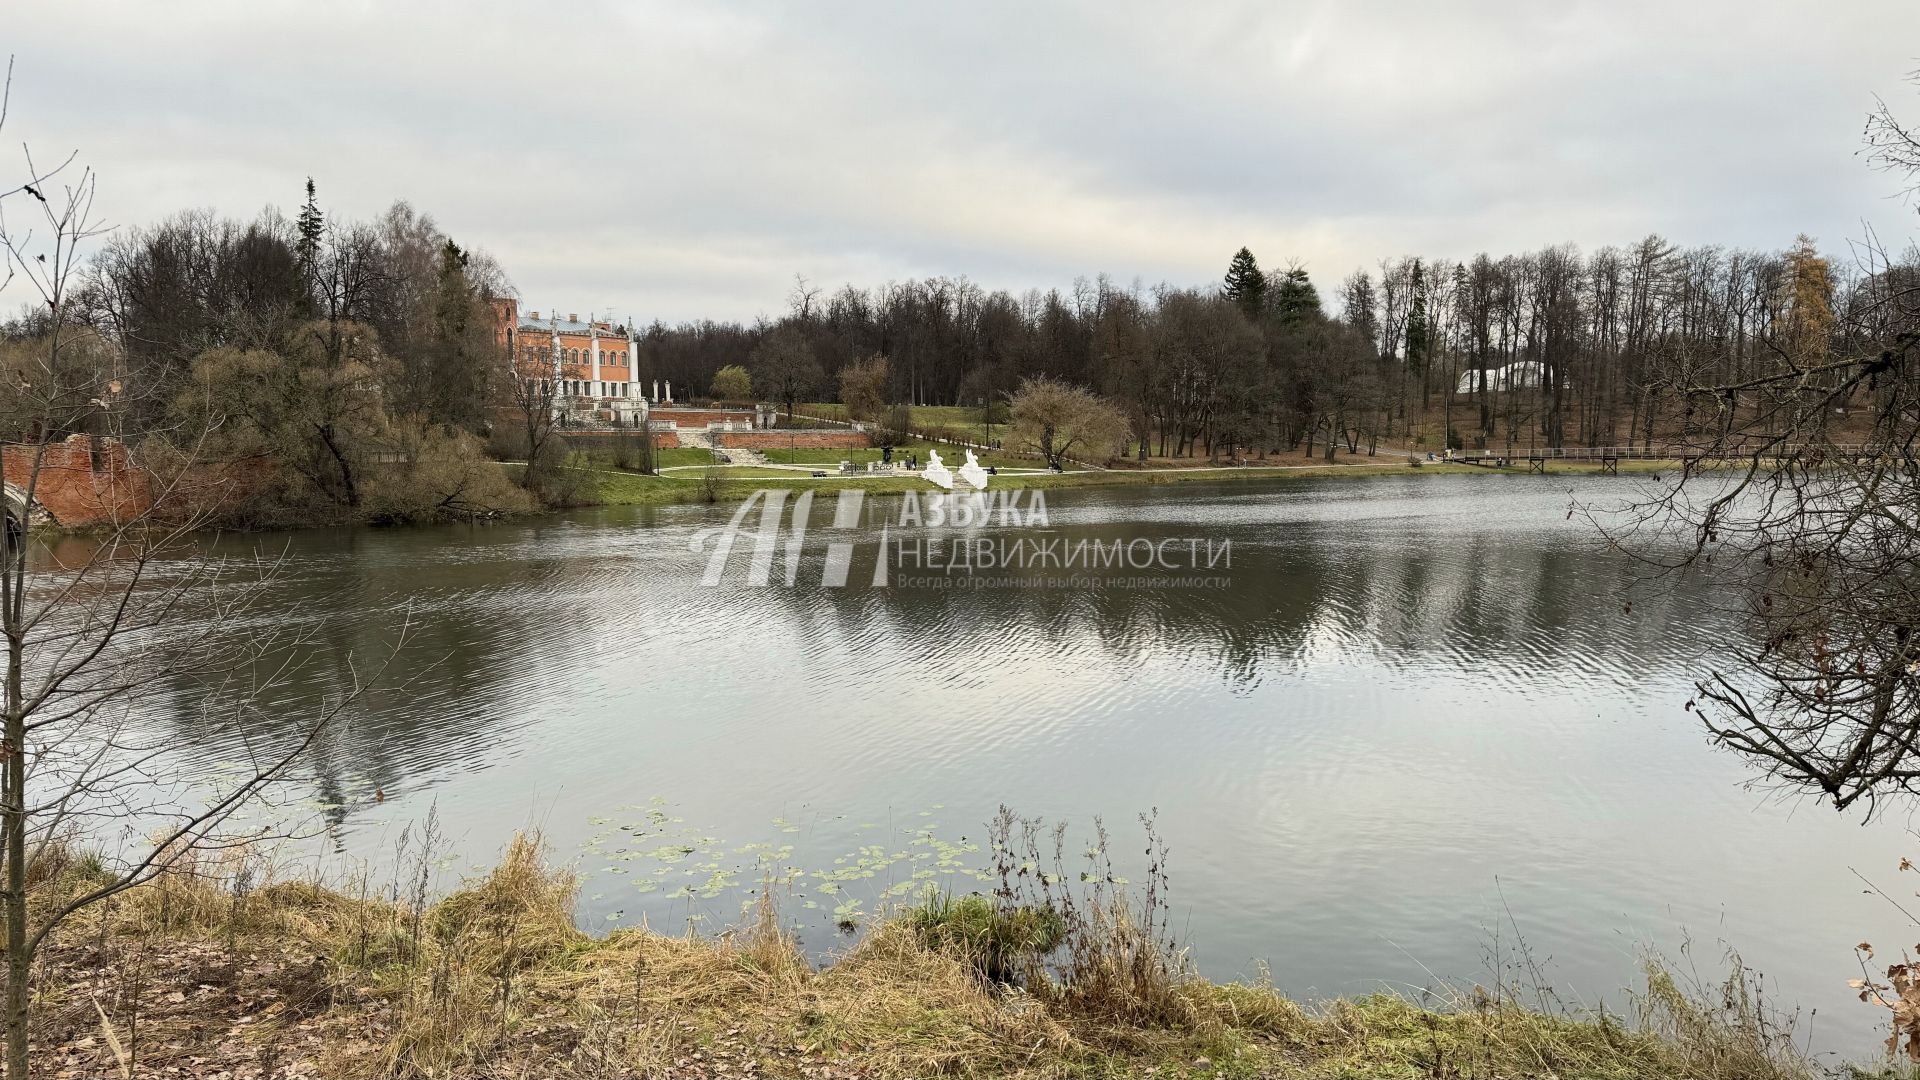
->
(24, 832, 1826, 1079)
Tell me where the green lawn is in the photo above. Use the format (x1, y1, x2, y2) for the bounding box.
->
(568, 446, 717, 471)
(903, 404, 1000, 442)
(796, 403, 1006, 446)
(760, 439, 1032, 470)
(654, 446, 718, 468)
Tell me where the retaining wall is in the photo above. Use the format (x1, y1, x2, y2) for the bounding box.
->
(651, 409, 755, 429)
(713, 431, 873, 450)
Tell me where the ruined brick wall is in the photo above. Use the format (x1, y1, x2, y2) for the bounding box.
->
(1, 436, 152, 527)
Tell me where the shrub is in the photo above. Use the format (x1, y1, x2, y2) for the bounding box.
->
(485, 425, 530, 462)
(905, 890, 1065, 985)
(364, 423, 534, 524)
(987, 808, 1199, 1027)
(521, 441, 598, 508)
(875, 404, 913, 448)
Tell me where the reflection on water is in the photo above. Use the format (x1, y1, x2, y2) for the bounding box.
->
(105, 474, 1912, 1054)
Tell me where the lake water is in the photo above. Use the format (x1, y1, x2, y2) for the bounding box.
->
(102, 473, 1915, 1058)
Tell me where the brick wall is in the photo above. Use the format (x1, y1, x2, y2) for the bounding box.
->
(559, 430, 680, 450)
(714, 431, 872, 450)
(651, 409, 755, 429)
(1, 436, 152, 527)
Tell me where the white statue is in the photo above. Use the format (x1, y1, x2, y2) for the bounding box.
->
(958, 448, 990, 489)
(922, 448, 954, 490)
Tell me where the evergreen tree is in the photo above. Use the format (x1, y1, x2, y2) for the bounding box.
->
(1404, 258, 1429, 373)
(1271, 266, 1322, 325)
(1222, 247, 1266, 320)
(295, 177, 324, 269)
(1340, 270, 1379, 349)
(431, 239, 472, 352)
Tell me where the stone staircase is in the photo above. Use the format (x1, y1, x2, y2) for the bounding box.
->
(675, 427, 767, 466)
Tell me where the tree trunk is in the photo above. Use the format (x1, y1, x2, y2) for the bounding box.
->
(318, 424, 359, 508)
(5, 629, 25, 1080)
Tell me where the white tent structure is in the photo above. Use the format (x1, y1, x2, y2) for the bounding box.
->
(1455, 361, 1545, 395)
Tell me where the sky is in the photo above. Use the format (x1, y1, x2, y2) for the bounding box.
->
(5, 0, 1920, 324)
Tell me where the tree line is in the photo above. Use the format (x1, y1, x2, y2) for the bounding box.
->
(4, 181, 529, 524)
(640, 231, 1906, 462)
(6, 180, 1913, 510)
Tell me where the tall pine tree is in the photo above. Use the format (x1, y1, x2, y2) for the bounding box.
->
(1271, 266, 1322, 325)
(1404, 258, 1429, 375)
(295, 177, 324, 269)
(1222, 247, 1266, 320)
(290, 178, 327, 319)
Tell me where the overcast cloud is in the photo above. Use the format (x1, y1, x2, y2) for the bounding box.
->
(6, 1, 1920, 322)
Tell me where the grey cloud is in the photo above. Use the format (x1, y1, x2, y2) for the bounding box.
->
(4, 0, 1918, 322)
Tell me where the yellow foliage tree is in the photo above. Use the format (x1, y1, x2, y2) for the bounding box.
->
(1781, 233, 1835, 361)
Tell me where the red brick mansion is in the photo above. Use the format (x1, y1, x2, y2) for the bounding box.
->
(497, 299, 697, 423)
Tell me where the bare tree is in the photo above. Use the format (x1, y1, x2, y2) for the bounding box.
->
(837, 353, 891, 422)
(751, 326, 822, 423)
(1600, 81, 1920, 812)
(506, 326, 563, 492)
(1009, 376, 1128, 470)
(0, 66, 384, 1079)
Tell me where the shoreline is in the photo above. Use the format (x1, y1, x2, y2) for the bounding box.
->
(36, 835, 1818, 1079)
(33, 457, 1680, 535)
(575, 456, 1684, 509)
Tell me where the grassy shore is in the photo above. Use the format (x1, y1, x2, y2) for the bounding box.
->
(569, 456, 1680, 509)
(33, 835, 1818, 1080)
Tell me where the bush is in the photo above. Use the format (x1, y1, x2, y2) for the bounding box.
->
(364, 423, 534, 524)
(987, 808, 1198, 1027)
(609, 429, 655, 473)
(905, 891, 1066, 985)
(485, 426, 530, 462)
(875, 405, 913, 448)
(522, 440, 597, 508)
